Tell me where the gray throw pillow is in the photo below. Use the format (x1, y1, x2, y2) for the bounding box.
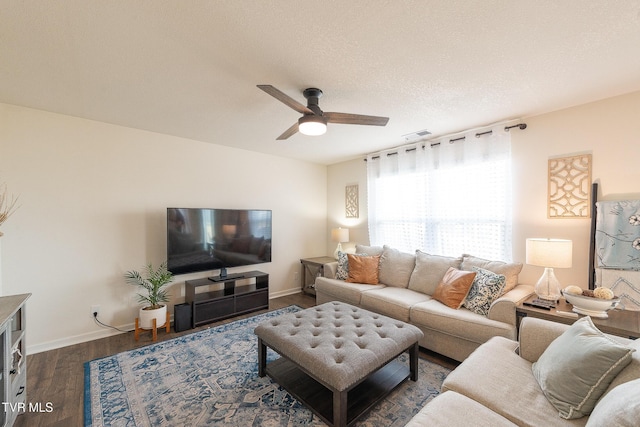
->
(460, 254, 522, 293)
(463, 267, 506, 316)
(378, 245, 415, 288)
(355, 244, 384, 256)
(407, 251, 462, 295)
(532, 317, 635, 419)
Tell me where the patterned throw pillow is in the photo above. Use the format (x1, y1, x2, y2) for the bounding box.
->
(336, 251, 350, 280)
(463, 267, 506, 315)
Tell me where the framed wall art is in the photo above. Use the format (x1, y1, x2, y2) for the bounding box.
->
(548, 154, 592, 218)
(345, 184, 359, 218)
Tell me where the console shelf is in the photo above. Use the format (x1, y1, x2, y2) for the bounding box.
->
(0, 293, 30, 427)
(185, 271, 268, 328)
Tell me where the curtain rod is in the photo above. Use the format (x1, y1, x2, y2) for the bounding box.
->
(365, 122, 527, 161)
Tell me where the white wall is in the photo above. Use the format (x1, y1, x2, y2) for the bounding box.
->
(513, 90, 640, 288)
(0, 103, 328, 353)
(326, 160, 368, 255)
(327, 90, 640, 289)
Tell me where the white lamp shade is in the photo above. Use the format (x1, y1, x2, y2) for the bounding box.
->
(331, 228, 349, 243)
(526, 238, 573, 268)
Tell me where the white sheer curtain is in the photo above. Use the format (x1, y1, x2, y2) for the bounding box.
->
(367, 125, 513, 261)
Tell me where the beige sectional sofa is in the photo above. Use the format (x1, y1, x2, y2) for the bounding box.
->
(315, 245, 534, 362)
(407, 316, 640, 426)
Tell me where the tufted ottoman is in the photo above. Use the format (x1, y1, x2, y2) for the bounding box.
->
(254, 301, 424, 426)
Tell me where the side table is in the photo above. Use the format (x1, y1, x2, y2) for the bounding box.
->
(300, 256, 336, 295)
(516, 295, 640, 339)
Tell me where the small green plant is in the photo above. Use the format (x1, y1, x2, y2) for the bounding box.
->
(124, 262, 173, 309)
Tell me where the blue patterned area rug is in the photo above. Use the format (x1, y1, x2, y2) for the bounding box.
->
(84, 306, 449, 426)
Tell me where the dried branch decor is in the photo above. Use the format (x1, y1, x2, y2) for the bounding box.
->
(0, 183, 19, 236)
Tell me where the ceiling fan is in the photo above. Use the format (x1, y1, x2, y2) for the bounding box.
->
(257, 85, 389, 140)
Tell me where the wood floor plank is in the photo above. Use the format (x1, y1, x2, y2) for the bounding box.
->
(14, 293, 456, 426)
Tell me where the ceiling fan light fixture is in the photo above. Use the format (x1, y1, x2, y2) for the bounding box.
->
(298, 115, 327, 136)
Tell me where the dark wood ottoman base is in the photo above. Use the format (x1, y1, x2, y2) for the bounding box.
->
(255, 302, 424, 427)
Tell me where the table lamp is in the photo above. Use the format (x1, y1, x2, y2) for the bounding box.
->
(331, 228, 349, 259)
(526, 238, 573, 301)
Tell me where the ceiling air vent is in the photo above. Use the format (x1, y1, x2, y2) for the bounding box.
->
(402, 129, 432, 142)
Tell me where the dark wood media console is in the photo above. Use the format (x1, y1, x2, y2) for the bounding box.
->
(185, 271, 269, 328)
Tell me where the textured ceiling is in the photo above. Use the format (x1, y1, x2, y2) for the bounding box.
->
(2, 1, 640, 165)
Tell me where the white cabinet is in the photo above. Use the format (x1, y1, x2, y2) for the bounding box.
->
(0, 294, 30, 427)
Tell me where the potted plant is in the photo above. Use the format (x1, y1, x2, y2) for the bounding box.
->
(124, 261, 173, 329)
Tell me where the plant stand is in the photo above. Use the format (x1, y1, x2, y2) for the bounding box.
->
(134, 311, 170, 341)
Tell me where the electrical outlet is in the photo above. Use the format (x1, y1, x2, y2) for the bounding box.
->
(293, 272, 299, 283)
(91, 305, 100, 318)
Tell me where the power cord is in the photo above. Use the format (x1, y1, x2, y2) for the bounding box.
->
(93, 312, 132, 333)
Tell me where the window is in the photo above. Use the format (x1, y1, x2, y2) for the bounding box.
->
(367, 127, 512, 260)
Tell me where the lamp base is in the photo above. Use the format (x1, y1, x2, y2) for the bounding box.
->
(534, 267, 561, 301)
(333, 242, 343, 259)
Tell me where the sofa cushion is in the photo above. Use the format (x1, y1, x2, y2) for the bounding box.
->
(410, 300, 515, 344)
(460, 254, 523, 293)
(463, 267, 506, 316)
(346, 254, 380, 284)
(586, 378, 640, 427)
(378, 245, 415, 288)
(314, 277, 385, 306)
(360, 287, 431, 323)
(408, 251, 463, 295)
(406, 391, 519, 427)
(432, 267, 476, 309)
(442, 336, 586, 427)
(532, 316, 635, 420)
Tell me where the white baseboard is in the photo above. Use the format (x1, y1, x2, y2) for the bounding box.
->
(269, 287, 303, 299)
(28, 289, 305, 354)
(28, 321, 136, 355)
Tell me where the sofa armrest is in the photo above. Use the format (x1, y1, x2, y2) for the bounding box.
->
(323, 261, 338, 279)
(518, 316, 570, 363)
(487, 284, 534, 325)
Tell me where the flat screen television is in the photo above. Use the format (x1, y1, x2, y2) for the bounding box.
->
(167, 208, 272, 280)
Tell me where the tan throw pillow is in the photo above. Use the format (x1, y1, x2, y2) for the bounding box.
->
(346, 254, 380, 285)
(432, 267, 477, 309)
(460, 254, 523, 293)
(408, 251, 463, 295)
(378, 245, 416, 288)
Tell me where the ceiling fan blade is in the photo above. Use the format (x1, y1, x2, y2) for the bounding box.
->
(276, 122, 299, 140)
(257, 85, 313, 115)
(325, 112, 389, 126)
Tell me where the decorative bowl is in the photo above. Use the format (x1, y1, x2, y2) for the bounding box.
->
(562, 291, 620, 318)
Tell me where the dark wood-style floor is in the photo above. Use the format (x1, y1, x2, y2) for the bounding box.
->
(16, 293, 458, 427)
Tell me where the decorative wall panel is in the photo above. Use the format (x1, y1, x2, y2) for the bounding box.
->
(548, 154, 592, 218)
(345, 184, 359, 218)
